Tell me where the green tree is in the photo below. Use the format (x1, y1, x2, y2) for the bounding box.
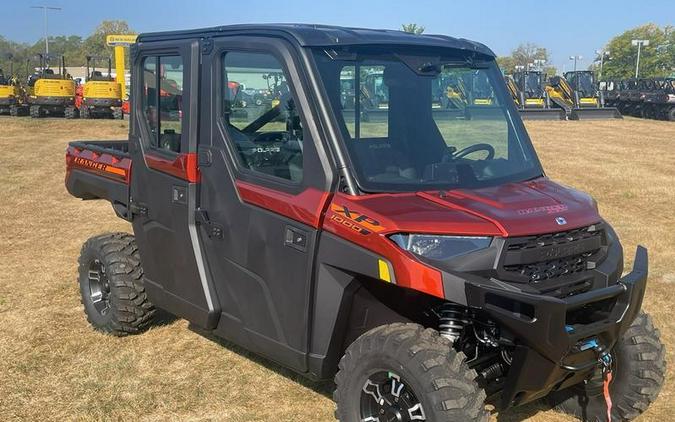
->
(497, 43, 553, 75)
(82, 20, 136, 68)
(601, 24, 672, 79)
(0, 37, 30, 79)
(401, 24, 425, 35)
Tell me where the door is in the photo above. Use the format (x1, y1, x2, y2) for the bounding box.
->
(197, 37, 333, 371)
(130, 40, 218, 328)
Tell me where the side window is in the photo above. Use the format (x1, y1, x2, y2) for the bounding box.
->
(141, 55, 184, 153)
(222, 52, 303, 183)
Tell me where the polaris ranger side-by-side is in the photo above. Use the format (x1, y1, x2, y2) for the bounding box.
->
(65, 25, 665, 422)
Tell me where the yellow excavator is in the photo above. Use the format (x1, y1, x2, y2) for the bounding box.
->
(505, 71, 565, 120)
(80, 56, 123, 119)
(0, 63, 29, 116)
(27, 54, 78, 118)
(545, 71, 622, 119)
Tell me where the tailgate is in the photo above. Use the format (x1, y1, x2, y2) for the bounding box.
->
(65, 140, 132, 219)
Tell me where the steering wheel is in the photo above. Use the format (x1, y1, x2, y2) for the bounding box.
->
(453, 143, 495, 160)
(252, 131, 286, 143)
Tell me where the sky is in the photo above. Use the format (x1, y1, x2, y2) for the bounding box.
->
(2, 0, 673, 73)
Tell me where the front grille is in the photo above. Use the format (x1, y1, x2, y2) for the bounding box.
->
(503, 251, 592, 282)
(498, 224, 607, 297)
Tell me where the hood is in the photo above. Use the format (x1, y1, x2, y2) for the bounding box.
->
(332, 177, 601, 238)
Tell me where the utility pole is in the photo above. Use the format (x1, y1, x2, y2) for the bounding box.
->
(595, 50, 610, 81)
(30, 5, 62, 56)
(569, 55, 582, 72)
(631, 39, 650, 78)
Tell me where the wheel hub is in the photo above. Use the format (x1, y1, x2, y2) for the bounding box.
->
(360, 371, 426, 422)
(87, 259, 111, 315)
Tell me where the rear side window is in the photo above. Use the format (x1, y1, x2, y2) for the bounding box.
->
(141, 55, 184, 153)
(221, 51, 304, 183)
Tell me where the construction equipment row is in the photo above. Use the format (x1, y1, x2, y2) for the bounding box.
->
(0, 54, 125, 119)
(505, 70, 622, 120)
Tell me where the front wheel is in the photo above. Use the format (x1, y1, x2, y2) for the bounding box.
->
(334, 323, 489, 422)
(549, 311, 666, 421)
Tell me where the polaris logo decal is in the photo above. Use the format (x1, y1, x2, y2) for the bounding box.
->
(516, 204, 569, 215)
(555, 216, 568, 225)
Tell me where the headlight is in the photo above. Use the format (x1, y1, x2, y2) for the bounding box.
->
(389, 234, 492, 260)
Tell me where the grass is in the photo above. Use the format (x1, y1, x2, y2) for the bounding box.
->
(0, 116, 673, 421)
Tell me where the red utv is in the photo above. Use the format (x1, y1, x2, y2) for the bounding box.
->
(65, 24, 665, 422)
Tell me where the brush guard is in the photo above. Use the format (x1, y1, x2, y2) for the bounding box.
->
(464, 246, 648, 408)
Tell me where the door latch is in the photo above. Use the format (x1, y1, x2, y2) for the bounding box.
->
(195, 209, 224, 240)
(129, 202, 148, 216)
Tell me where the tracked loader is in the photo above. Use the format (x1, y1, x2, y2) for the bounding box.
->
(546, 72, 621, 120)
(506, 71, 565, 120)
(27, 54, 78, 118)
(80, 56, 124, 119)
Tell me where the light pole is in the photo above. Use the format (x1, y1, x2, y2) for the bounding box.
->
(533, 59, 546, 72)
(30, 5, 62, 56)
(631, 39, 650, 78)
(595, 50, 610, 81)
(569, 55, 582, 72)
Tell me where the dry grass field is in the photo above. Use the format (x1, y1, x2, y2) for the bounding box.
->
(0, 116, 673, 421)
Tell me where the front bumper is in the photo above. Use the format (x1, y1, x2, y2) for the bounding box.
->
(464, 246, 648, 408)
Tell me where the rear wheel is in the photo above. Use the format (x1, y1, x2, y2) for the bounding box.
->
(78, 233, 156, 336)
(548, 311, 666, 421)
(668, 107, 675, 122)
(112, 108, 123, 120)
(9, 105, 18, 117)
(334, 323, 489, 422)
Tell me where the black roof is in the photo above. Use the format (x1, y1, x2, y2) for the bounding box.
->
(137, 23, 495, 57)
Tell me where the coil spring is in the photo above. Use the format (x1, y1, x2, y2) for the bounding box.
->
(438, 303, 469, 342)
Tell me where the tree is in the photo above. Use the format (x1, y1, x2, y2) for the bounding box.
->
(497, 43, 553, 75)
(401, 24, 425, 35)
(600, 24, 673, 79)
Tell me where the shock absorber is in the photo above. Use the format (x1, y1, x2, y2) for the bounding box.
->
(437, 303, 469, 342)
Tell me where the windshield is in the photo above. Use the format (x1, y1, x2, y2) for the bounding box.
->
(567, 72, 596, 95)
(515, 72, 543, 97)
(312, 47, 542, 192)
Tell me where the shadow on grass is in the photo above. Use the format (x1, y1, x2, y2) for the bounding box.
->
(187, 324, 335, 400)
(186, 323, 558, 420)
(493, 400, 554, 421)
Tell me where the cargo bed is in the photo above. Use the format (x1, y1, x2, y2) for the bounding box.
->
(65, 140, 133, 220)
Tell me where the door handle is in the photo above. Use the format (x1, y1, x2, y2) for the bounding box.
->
(285, 226, 308, 252)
